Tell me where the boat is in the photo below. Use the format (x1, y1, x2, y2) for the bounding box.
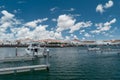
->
(25, 43, 49, 57)
(88, 47, 100, 51)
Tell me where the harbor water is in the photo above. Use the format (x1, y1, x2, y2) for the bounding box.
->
(0, 47, 120, 80)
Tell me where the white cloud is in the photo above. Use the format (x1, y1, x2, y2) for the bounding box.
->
(16, 27, 30, 39)
(3, 10, 117, 41)
(54, 32, 63, 39)
(96, 0, 114, 13)
(84, 33, 91, 37)
(15, 25, 63, 40)
(91, 18, 116, 34)
(14, 23, 64, 40)
(0, 10, 21, 34)
(104, 0, 113, 8)
(56, 14, 76, 32)
(0, 22, 11, 32)
(1, 10, 15, 22)
(0, 10, 64, 40)
(110, 18, 116, 23)
(25, 18, 48, 28)
(69, 21, 92, 33)
(56, 14, 92, 33)
(96, 4, 104, 13)
(0, 33, 14, 40)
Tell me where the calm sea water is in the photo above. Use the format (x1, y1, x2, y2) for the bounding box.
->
(0, 47, 120, 80)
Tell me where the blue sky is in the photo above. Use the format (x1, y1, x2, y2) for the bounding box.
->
(0, 0, 120, 40)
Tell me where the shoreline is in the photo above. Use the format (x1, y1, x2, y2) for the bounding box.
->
(0, 43, 120, 48)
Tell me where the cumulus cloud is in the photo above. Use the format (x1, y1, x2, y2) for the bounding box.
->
(96, 0, 113, 13)
(69, 21, 92, 33)
(25, 18, 48, 28)
(56, 14, 76, 32)
(91, 18, 116, 34)
(16, 27, 30, 39)
(104, 0, 113, 8)
(96, 4, 104, 13)
(0, 33, 14, 40)
(1, 10, 15, 21)
(12, 24, 63, 40)
(0, 10, 21, 34)
(14, 24, 63, 40)
(0, 10, 64, 40)
(56, 14, 92, 33)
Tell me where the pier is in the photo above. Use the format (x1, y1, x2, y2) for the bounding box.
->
(0, 55, 44, 63)
(0, 64, 49, 75)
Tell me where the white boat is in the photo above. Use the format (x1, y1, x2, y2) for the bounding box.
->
(88, 47, 100, 51)
(25, 43, 49, 57)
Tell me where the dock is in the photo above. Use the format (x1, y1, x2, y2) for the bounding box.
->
(0, 55, 44, 63)
(0, 64, 49, 75)
(0, 54, 50, 75)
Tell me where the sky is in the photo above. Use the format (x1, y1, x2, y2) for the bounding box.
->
(0, 0, 120, 41)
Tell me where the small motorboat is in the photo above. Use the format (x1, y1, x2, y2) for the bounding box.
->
(25, 43, 49, 57)
(88, 47, 100, 51)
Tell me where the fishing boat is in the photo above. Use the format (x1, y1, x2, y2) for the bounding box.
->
(25, 43, 49, 57)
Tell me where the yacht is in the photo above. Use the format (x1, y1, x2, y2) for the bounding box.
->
(25, 43, 49, 57)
